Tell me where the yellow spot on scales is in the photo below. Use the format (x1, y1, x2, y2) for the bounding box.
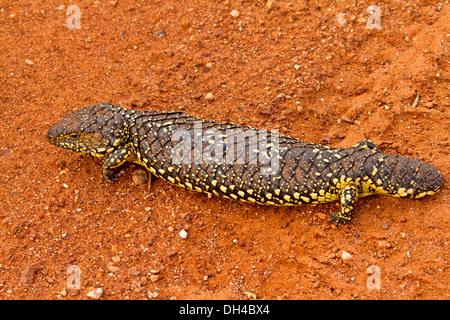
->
(167, 176, 175, 184)
(300, 196, 310, 203)
(417, 192, 427, 198)
(375, 186, 387, 194)
(397, 187, 408, 197)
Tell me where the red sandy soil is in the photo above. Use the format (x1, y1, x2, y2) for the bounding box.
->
(0, 0, 448, 299)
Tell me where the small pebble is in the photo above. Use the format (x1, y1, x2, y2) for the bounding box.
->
(179, 229, 188, 239)
(244, 291, 257, 300)
(56, 159, 67, 168)
(341, 115, 354, 124)
(20, 265, 35, 285)
(132, 169, 148, 185)
(156, 30, 167, 38)
(25, 59, 34, 65)
(341, 251, 353, 261)
(230, 10, 240, 18)
(167, 250, 177, 257)
(87, 288, 103, 300)
(192, 92, 203, 100)
(378, 240, 391, 249)
(109, 0, 118, 6)
(108, 265, 120, 272)
(150, 274, 160, 283)
(204, 92, 215, 101)
(1, 149, 11, 157)
(322, 134, 333, 143)
(258, 103, 272, 116)
(131, 270, 142, 277)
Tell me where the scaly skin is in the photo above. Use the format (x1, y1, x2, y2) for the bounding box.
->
(47, 103, 444, 226)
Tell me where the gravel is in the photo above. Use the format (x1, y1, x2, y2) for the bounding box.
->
(230, 10, 240, 18)
(20, 265, 35, 285)
(87, 287, 103, 299)
(204, 92, 215, 101)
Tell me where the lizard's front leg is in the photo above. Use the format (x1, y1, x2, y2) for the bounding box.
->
(102, 144, 135, 183)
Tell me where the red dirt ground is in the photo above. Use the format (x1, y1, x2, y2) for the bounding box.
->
(0, 0, 449, 300)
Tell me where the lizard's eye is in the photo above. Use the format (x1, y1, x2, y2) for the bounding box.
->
(69, 133, 79, 139)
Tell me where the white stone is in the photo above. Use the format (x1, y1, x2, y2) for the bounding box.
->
(230, 10, 240, 18)
(341, 251, 353, 260)
(87, 288, 103, 299)
(180, 229, 188, 239)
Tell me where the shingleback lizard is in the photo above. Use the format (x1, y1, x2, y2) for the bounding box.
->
(47, 103, 444, 226)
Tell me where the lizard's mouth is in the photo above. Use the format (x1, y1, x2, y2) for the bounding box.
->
(46, 126, 58, 144)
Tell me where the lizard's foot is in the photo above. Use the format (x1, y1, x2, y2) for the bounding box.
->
(103, 169, 117, 183)
(329, 212, 351, 227)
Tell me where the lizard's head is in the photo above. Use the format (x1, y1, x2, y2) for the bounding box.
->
(47, 103, 127, 159)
